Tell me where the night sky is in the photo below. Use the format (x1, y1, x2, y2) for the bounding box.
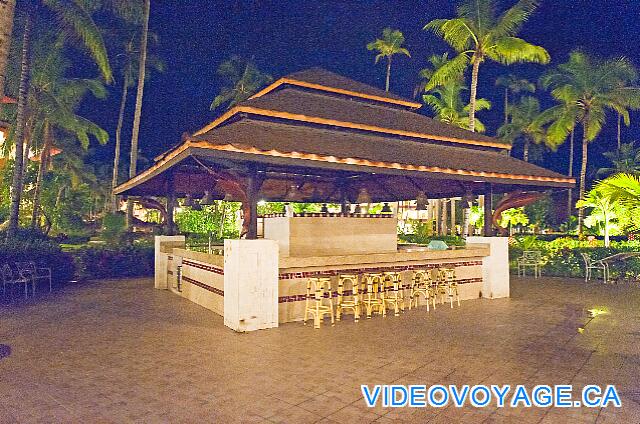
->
(86, 1, 640, 180)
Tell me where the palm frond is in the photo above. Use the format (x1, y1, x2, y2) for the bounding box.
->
(424, 53, 469, 91)
(489, 37, 550, 65)
(424, 18, 475, 52)
(492, 0, 540, 38)
(43, 0, 113, 83)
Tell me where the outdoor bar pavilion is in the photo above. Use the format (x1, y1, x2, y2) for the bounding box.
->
(115, 68, 574, 332)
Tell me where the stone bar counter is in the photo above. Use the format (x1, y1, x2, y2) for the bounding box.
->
(154, 214, 509, 332)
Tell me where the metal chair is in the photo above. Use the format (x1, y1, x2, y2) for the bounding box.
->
(303, 277, 335, 329)
(581, 253, 609, 284)
(16, 261, 52, 293)
(517, 250, 543, 278)
(336, 274, 360, 322)
(409, 269, 436, 311)
(1, 264, 33, 300)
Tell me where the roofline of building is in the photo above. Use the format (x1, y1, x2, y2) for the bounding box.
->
(115, 138, 574, 195)
(192, 105, 512, 150)
(249, 77, 423, 109)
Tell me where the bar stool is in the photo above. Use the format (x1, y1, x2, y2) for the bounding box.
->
(361, 273, 385, 319)
(409, 269, 436, 311)
(437, 268, 460, 308)
(382, 272, 404, 316)
(303, 277, 335, 329)
(336, 274, 360, 322)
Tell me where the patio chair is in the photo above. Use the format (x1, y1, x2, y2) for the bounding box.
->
(1, 263, 33, 300)
(15, 261, 52, 293)
(580, 253, 609, 284)
(517, 250, 543, 278)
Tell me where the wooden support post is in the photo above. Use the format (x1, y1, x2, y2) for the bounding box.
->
(450, 198, 456, 236)
(246, 164, 259, 239)
(166, 181, 176, 236)
(484, 183, 493, 237)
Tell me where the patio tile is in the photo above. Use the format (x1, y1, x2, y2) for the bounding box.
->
(0, 276, 638, 422)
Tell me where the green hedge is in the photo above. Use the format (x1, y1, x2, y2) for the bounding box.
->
(0, 238, 76, 285)
(71, 244, 155, 280)
(510, 237, 640, 280)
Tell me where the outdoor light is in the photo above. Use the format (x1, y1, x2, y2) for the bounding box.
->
(416, 191, 428, 210)
(200, 190, 214, 205)
(285, 183, 299, 201)
(381, 202, 392, 213)
(356, 188, 371, 204)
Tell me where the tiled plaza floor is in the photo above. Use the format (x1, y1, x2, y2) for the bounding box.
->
(1, 276, 639, 423)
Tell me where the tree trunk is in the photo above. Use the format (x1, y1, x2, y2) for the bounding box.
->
(567, 129, 574, 218)
(617, 112, 621, 150)
(523, 138, 530, 162)
(126, 0, 150, 230)
(385, 56, 391, 92)
(111, 71, 130, 211)
(503, 88, 509, 125)
(577, 117, 590, 235)
(0, 0, 16, 97)
(7, 9, 32, 238)
(440, 199, 448, 236)
(31, 120, 52, 228)
(468, 58, 481, 133)
(604, 213, 610, 247)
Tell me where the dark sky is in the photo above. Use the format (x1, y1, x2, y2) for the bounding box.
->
(87, 0, 640, 179)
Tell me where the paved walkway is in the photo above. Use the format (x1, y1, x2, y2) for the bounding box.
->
(1, 277, 639, 423)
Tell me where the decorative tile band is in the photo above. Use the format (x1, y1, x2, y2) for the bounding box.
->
(278, 261, 483, 280)
(277, 277, 483, 303)
(182, 276, 224, 297)
(183, 259, 224, 275)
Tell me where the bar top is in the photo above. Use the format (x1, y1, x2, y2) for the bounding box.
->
(279, 244, 490, 270)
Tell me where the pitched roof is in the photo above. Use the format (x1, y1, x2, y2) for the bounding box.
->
(116, 119, 573, 196)
(249, 67, 422, 109)
(237, 88, 509, 150)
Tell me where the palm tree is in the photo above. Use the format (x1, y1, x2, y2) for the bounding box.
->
(540, 51, 640, 234)
(420, 53, 491, 132)
(27, 35, 108, 227)
(424, 0, 549, 132)
(495, 74, 535, 124)
(0, 0, 16, 99)
(596, 142, 640, 177)
(6, 1, 115, 237)
(126, 0, 151, 230)
(599, 173, 640, 231)
(577, 188, 616, 247)
(498, 96, 546, 162)
(366, 28, 411, 92)
(209, 56, 273, 111)
(111, 31, 163, 211)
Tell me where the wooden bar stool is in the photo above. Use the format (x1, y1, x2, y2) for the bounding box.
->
(361, 273, 385, 319)
(382, 272, 404, 316)
(438, 268, 460, 308)
(409, 269, 436, 311)
(336, 274, 361, 322)
(303, 277, 335, 329)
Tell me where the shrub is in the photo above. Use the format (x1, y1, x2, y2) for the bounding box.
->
(510, 237, 640, 280)
(101, 212, 127, 244)
(0, 237, 75, 285)
(71, 244, 154, 280)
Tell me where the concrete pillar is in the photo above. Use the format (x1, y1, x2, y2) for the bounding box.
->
(154, 235, 185, 289)
(450, 199, 456, 236)
(224, 239, 279, 332)
(467, 236, 509, 299)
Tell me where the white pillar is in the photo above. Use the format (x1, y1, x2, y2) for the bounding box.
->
(466, 236, 510, 299)
(224, 239, 279, 332)
(154, 235, 185, 290)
